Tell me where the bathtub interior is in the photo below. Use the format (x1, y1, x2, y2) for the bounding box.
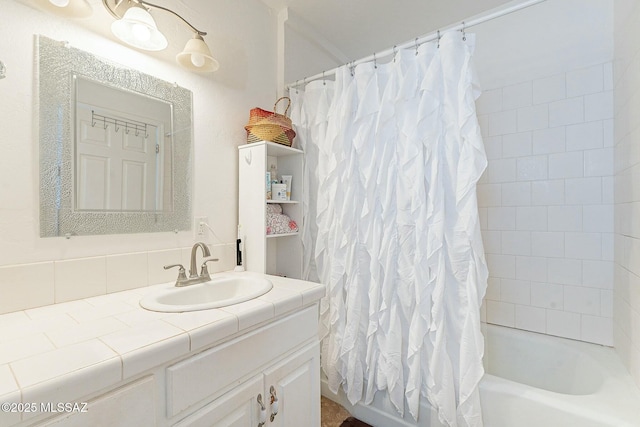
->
(481, 324, 640, 427)
(483, 324, 605, 395)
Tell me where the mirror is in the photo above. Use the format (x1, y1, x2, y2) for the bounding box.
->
(38, 35, 192, 237)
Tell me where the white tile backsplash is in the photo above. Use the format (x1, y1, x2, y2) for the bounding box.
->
(487, 207, 517, 230)
(517, 104, 549, 132)
(0, 262, 55, 315)
(479, 61, 614, 347)
(500, 279, 531, 305)
(565, 177, 602, 205)
(489, 110, 517, 136)
(612, 2, 640, 386)
(487, 158, 516, 183)
(547, 309, 581, 340)
(515, 256, 547, 282)
(503, 81, 532, 110)
(566, 65, 604, 97)
(517, 156, 548, 181)
(55, 257, 107, 303)
(501, 231, 531, 256)
(548, 151, 584, 179)
(582, 260, 614, 289)
(106, 253, 149, 294)
(533, 73, 566, 105)
(549, 97, 584, 127)
(502, 132, 532, 158)
(533, 127, 566, 154)
(515, 304, 546, 333)
(501, 182, 531, 206)
(564, 285, 601, 315)
(584, 148, 614, 177)
(548, 206, 582, 231)
(516, 206, 548, 231)
(531, 232, 564, 258)
(585, 91, 614, 121)
(532, 180, 565, 205)
(531, 282, 564, 310)
(565, 232, 602, 260)
(566, 121, 604, 151)
(0, 244, 236, 315)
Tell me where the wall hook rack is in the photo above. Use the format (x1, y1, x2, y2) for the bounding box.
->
(91, 110, 149, 138)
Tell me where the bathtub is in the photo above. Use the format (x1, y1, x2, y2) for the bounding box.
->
(321, 324, 640, 427)
(480, 324, 640, 427)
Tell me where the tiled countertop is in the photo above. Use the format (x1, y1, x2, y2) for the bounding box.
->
(0, 271, 325, 425)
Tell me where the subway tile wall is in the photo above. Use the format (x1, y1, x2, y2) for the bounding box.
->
(477, 62, 614, 346)
(613, 0, 640, 387)
(0, 244, 236, 315)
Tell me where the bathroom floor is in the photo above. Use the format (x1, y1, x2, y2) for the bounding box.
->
(321, 396, 373, 427)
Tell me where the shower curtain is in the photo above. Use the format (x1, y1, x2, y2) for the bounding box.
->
(290, 32, 488, 427)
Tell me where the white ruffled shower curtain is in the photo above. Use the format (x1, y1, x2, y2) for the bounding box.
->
(290, 32, 488, 427)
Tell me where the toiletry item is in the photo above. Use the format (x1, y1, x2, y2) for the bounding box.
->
(272, 183, 287, 201)
(269, 163, 278, 182)
(281, 175, 292, 200)
(266, 171, 272, 199)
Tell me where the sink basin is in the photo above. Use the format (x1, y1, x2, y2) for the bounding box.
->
(140, 274, 273, 312)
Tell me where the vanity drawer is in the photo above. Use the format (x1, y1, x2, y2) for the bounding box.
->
(166, 304, 318, 418)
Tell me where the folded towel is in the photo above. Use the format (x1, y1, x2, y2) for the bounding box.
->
(266, 204, 298, 235)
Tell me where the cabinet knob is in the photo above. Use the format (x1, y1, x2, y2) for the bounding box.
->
(269, 385, 279, 422)
(257, 394, 267, 427)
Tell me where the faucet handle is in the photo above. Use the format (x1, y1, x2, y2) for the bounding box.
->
(200, 257, 219, 277)
(164, 264, 187, 282)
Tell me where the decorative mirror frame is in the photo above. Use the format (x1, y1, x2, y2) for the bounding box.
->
(37, 35, 192, 237)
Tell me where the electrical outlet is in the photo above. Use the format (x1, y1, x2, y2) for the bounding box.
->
(194, 216, 208, 237)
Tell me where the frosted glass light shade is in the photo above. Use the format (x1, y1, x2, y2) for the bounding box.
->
(41, 0, 92, 18)
(111, 6, 168, 51)
(176, 35, 219, 73)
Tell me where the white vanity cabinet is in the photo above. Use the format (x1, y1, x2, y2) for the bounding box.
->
(175, 343, 319, 427)
(238, 141, 303, 278)
(24, 298, 322, 427)
(167, 305, 319, 427)
(262, 343, 320, 426)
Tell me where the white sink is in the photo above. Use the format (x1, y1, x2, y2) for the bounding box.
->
(140, 274, 273, 312)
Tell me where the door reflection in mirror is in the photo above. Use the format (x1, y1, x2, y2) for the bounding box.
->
(74, 76, 173, 212)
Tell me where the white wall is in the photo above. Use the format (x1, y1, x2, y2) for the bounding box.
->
(0, 0, 277, 313)
(613, 0, 640, 387)
(474, 0, 614, 346)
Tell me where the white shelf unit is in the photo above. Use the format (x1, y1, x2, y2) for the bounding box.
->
(238, 141, 303, 278)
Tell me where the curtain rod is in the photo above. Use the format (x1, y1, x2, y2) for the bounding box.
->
(286, 0, 547, 90)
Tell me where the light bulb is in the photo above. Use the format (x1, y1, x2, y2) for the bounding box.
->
(190, 53, 206, 68)
(131, 23, 151, 42)
(49, 0, 70, 7)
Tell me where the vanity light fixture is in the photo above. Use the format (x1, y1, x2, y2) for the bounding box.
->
(103, 0, 219, 72)
(110, 3, 168, 51)
(41, 0, 92, 18)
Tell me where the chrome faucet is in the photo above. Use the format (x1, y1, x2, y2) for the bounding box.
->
(164, 242, 219, 287)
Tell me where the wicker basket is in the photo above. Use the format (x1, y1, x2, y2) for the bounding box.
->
(244, 97, 296, 146)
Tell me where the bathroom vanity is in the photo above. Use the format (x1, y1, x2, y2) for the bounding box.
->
(0, 273, 324, 427)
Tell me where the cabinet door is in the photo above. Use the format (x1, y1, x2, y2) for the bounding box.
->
(263, 342, 320, 427)
(173, 375, 264, 427)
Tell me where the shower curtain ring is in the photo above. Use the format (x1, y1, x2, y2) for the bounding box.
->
(437, 30, 441, 48)
(374, 52, 377, 69)
(415, 38, 419, 55)
(462, 21, 467, 41)
(393, 45, 397, 63)
(322, 71, 326, 86)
